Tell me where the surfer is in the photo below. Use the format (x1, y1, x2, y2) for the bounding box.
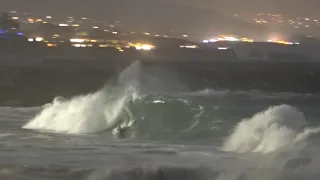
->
(114, 125, 128, 139)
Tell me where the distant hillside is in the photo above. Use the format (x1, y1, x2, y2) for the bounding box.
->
(4, 0, 266, 36)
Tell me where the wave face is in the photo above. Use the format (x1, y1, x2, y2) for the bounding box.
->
(23, 61, 320, 150)
(6, 61, 320, 180)
(223, 104, 320, 153)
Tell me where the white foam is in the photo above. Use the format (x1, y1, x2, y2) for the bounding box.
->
(22, 62, 142, 134)
(188, 88, 315, 99)
(222, 104, 320, 153)
(0, 133, 14, 138)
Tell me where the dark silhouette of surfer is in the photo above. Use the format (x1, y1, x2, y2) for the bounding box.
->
(115, 125, 128, 138)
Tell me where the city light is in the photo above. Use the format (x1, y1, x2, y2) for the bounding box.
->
(72, 44, 88, 47)
(241, 38, 254, 42)
(70, 38, 85, 43)
(223, 36, 239, 41)
(135, 44, 155, 51)
(203, 36, 253, 43)
(218, 47, 228, 50)
(3, 9, 311, 52)
(35, 37, 43, 42)
(99, 44, 108, 48)
(180, 45, 197, 48)
(47, 43, 57, 47)
(59, 24, 69, 27)
(267, 39, 294, 45)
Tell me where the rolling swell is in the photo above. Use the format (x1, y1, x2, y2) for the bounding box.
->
(3, 54, 320, 107)
(2, 156, 319, 180)
(15, 61, 320, 180)
(22, 62, 320, 149)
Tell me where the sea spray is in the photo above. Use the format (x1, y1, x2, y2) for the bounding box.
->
(222, 104, 320, 153)
(22, 62, 142, 134)
(22, 86, 138, 134)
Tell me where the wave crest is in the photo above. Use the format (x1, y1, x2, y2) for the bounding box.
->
(222, 104, 320, 153)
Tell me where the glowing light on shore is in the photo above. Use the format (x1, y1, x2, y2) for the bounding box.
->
(35, 37, 43, 42)
(135, 44, 154, 51)
(218, 47, 228, 50)
(70, 38, 85, 43)
(47, 43, 57, 47)
(224, 36, 239, 41)
(99, 44, 108, 48)
(267, 39, 294, 45)
(72, 44, 87, 47)
(180, 45, 197, 48)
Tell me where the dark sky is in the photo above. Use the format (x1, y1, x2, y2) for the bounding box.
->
(174, 0, 319, 16)
(0, 0, 319, 17)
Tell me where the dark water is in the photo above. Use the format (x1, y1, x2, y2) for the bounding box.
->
(1, 62, 320, 180)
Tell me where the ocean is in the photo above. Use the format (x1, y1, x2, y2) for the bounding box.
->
(1, 61, 320, 180)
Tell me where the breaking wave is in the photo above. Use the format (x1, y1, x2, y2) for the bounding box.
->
(22, 61, 320, 152)
(223, 104, 320, 153)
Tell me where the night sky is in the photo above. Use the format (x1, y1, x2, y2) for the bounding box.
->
(0, 0, 318, 17)
(0, 0, 318, 37)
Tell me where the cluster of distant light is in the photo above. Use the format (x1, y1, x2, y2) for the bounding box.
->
(135, 43, 154, 50)
(27, 36, 156, 51)
(179, 45, 197, 48)
(0, 29, 24, 36)
(28, 37, 43, 42)
(234, 13, 320, 30)
(202, 35, 300, 45)
(267, 39, 299, 45)
(202, 36, 254, 43)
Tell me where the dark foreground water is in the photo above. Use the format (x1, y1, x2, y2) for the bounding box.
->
(1, 62, 320, 180)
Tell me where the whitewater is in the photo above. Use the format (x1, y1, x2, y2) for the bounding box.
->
(1, 61, 320, 180)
